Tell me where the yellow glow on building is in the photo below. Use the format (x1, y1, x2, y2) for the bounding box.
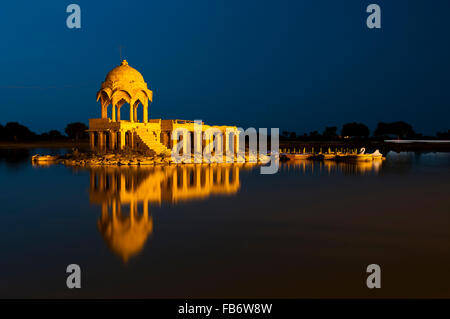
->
(89, 60, 239, 155)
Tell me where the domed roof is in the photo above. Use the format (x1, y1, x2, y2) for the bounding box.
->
(104, 60, 145, 83)
(96, 60, 153, 108)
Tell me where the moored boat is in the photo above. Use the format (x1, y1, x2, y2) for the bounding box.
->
(371, 149, 384, 160)
(335, 148, 384, 162)
(31, 155, 59, 162)
(283, 153, 312, 160)
(280, 147, 384, 162)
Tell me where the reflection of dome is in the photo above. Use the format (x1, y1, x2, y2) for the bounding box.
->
(96, 60, 153, 109)
(98, 212, 153, 263)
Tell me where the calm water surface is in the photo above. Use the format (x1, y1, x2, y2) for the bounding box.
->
(1, 149, 449, 298)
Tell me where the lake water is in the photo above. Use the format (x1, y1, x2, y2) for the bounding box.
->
(1, 149, 449, 298)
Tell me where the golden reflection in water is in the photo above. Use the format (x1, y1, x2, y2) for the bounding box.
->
(282, 159, 383, 175)
(88, 165, 243, 262)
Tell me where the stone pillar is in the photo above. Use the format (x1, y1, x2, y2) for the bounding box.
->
(112, 105, 116, 122)
(130, 131, 134, 149)
(194, 130, 202, 163)
(98, 131, 105, 150)
(224, 131, 230, 154)
(235, 131, 240, 157)
(226, 130, 235, 163)
(216, 132, 223, 162)
(209, 135, 214, 156)
(134, 106, 138, 122)
(117, 106, 121, 121)
(162, 131, 169, 147)
(183, 133, 189, 156)
(89, 132, 95, 150)
(119, 131, 125, 150)
(172, 132, 178, 151)
(109, 131, 116, 150)
(202, 131, 206, 151)
(130, 105, 134, 123)
(143, 106, 148, 123)
(101, 104, 107, 119)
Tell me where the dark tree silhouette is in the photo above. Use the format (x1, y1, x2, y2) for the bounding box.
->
(3, 122, 36, 141)
(308, 130, 320, 140)
(374, 121, 415, 138)
(41, 130, 64, 140)
(281, 131, 298, 140)
(48, 130, 63, 139)
(341, 122, 370, 138)
(437, 129, 450, 139)
(323, 126, 338, 140)
(65, 122, 88, 141)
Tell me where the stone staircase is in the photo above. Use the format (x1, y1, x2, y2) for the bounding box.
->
(135, 129, 170, 155)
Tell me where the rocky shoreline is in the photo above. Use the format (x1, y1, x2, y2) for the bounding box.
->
(32, 150, 269, 167)
(32, 151, 177, 166)
(62, 153, 172, 166)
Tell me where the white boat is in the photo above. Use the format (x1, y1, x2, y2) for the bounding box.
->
(31, 155, 59, 162)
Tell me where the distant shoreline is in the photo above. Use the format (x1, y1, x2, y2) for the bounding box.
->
(1, 140, 450, 152)
(279, 140, 450, 152)
(384, 139, 450, 144)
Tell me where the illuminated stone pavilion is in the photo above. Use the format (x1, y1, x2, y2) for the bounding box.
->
(89, 60, 238, 155)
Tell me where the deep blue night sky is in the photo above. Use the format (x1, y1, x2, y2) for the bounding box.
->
(0, 0, 449, 135)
